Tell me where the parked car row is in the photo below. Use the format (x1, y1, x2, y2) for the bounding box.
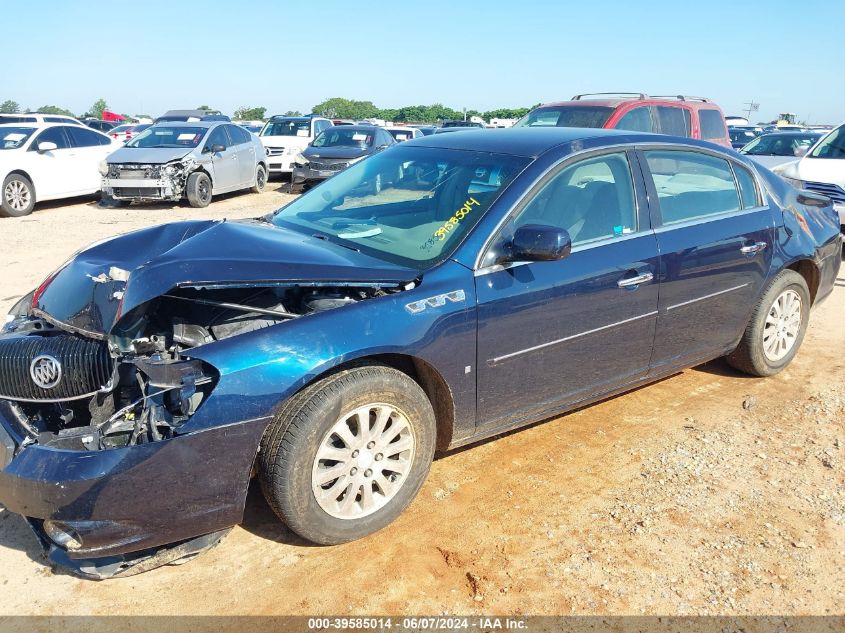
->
(0, 117, 268, 216)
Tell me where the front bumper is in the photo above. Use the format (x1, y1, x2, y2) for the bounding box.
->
(265, 152, 293, 174)
(0, 399, 268, 577)
(292, 165, 343, 185)
(102, 177, 181, 201)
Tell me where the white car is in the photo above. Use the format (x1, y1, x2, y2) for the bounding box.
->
(0, 123, 122, 217)
(258, 115, 333, 176)
(384, 126, 424, 142)
(773, 122, 845, 229)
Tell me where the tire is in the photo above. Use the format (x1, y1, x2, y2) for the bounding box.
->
(726, 270, 810, 377)
(186, 171, 212, 208)
(1, 173, 35, 217)
(251, 164, 267, 193)
(259, 364, 436, 545)
(98, 193, 127, 208)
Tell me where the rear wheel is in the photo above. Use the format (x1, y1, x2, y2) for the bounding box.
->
(726, 270, 810, 376)
(258, 365, 436, 545)
(251, 164, 267, 193)
(1, 173, 35, 217)
(186, 172, 212, 208)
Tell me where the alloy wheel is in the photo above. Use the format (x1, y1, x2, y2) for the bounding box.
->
(762, 289, 802, 362)
(4, 179, 31, 212)
(311, 403, 415, 520)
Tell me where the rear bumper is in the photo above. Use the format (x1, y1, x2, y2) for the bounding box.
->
(0, 399, 268, 574)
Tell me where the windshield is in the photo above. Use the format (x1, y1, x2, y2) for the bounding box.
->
(313, 129, 374, 148)
(0, 126, 36, 149)
(126, 126, 207, 148)
(729, 129, 757, 143)
(514, 106, 614, 128)
(269, 146, 530, 269)
(809, 125, 845, 159)
(261, 119, 311, 137)
(741, 133, 822, 156)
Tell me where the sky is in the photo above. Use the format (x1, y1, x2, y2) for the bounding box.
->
(1, 0, 843, 124)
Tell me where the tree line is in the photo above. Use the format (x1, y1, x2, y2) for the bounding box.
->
(1, 97, 538, 123)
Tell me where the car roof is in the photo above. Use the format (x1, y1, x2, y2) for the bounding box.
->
(151, 120, 218, 129)
(408, 127, 636, 157)
(327, 125, 379, 132)
(0, 122, 66, 129)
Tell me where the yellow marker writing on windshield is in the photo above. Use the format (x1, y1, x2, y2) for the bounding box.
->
(434, 196, 480, 241)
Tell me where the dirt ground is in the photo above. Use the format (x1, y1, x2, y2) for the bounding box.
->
(0, 186, 843, 617)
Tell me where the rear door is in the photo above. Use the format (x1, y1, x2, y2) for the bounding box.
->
(638, 147, 775, 372)
(475, 149, 659, 428)
(227, 124, 256, 185)
(203, 125, 239, 191)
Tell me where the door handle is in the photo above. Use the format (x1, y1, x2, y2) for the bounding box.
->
(740, 241, 767, 255)
(617, 272, 654, 288)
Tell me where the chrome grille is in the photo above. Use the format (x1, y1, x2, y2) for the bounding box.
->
(0, 334, 113, 402)
(803, 181, 845, 204)
(265, 147, 285, 157)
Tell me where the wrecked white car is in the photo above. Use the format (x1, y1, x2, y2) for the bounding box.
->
(101, 121, 267, 208)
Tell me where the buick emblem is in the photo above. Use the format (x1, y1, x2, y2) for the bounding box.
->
(30, 354, 62, 390)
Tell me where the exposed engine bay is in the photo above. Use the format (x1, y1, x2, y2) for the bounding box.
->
(2, 283, 402, 453)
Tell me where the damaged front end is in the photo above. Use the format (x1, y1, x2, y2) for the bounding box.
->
(101, 158, 196, 202)
(0, 259, 410, 577)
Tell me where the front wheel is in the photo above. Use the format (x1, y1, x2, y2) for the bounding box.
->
(1, 173, 35, 217)
(186, 171, 212, 208)
(726, 270, 810, 376)
(258, 365, 436, 545)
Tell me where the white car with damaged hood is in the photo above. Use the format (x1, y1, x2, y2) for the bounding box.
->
(1, 122, 121, 217)
(773, 122, 845, 230)
(101, 121, 268, 208)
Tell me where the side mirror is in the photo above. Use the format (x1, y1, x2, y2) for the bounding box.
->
(794, 145, 809, 157)
(211, 144, 226, 153)
(37, 141, 58, 153)
(501, 224, 572, 263)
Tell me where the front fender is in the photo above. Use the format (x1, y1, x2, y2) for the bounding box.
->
(182, 262, 478, 442)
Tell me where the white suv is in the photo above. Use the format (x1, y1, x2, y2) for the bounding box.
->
(258, 115, 333, 176)
(774, 122, 845, 229)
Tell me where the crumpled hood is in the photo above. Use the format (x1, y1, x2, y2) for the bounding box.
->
(304, 146, 371, 160)
(33, 220, 417, 337)
(107, 146, 194, 164)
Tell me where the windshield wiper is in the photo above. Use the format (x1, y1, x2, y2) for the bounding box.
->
(311, 233, 360, 252)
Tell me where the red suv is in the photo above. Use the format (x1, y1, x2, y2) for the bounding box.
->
(514, 93, 731, 148)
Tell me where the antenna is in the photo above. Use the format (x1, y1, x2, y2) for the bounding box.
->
(744, 101, 760, 121)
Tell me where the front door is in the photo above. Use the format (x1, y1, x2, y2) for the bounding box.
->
(638, 148, 776, 372)
(204, 126, 239, 191)
(475, 150, 660, 428)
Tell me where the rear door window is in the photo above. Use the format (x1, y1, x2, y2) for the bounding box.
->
(614, 106, 654, 133)
(643, 150, 741, 224)
(656, 106, 691, 137)
(226, 124, 251, 145)
(699, 109, 727, 140)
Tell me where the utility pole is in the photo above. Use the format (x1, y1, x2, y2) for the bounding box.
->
(744, 101, 759, 122)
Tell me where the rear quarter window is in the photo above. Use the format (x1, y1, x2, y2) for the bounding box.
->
(699, 109, 727, 140)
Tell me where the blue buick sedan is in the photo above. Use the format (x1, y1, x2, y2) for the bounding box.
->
(0, 128, 841, 578)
